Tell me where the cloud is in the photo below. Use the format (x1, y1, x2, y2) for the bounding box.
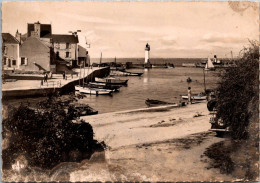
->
(58, 12, 117, 24)
(202, 33, 247, 44)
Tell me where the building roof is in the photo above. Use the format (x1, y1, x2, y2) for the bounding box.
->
(2, 33, 19, 44)
(78, 45, 87, 57)
(27, 22, 52, 38)
(52, 34, 79, 43)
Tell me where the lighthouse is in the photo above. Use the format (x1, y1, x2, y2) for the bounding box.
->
(144, 43, 150, 64)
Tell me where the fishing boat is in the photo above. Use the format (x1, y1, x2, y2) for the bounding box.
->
(88, 82, 122, 91)
(181, 93, 207, 100)
(95, 77, 128, 85)
(205, 58, 215, 71)
(145, 99, 177, 107)
(76, 85, 113, 95)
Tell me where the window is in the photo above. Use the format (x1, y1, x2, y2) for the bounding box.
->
(12, 60, 16, 66)
(66, 52, 71, 58)
(66, 43, 71, 49)
(3, 57, 6, 65)
(55, 43, 60, 49)
(21, 57, 27, 65)
(4, 46, 7, 55)
(21, 57, 25, 65)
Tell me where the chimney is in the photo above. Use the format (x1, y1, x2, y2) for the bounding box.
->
(15, 29, 21, 43)
(31, 21, 41, 38)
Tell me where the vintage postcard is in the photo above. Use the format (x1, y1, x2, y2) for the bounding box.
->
(1, 1, 259, 182)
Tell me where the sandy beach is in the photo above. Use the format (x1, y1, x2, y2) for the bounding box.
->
(65, 102, 235, 182)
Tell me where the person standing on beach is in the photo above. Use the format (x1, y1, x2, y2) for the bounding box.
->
(188, 87, 192, 104)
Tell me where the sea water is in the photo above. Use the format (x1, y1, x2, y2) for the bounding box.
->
(77, 67, 220, 114)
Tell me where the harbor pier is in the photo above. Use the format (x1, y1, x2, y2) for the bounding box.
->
(2, 67, 110, 98)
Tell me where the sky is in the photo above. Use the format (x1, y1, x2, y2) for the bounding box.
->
(2, 1, 259, 58)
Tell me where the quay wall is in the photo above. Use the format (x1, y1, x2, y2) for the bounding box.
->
(2, 67, 110, 98)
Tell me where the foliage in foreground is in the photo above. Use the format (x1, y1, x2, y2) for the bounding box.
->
(2, 94, 105, 169)
(216, 40, 259, 140)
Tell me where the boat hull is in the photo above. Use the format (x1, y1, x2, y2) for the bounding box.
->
(181, 95, 207, 100)
(145, 99, 177, 107)
(76, 86, 113, 95)
(95, 77, 128, 85)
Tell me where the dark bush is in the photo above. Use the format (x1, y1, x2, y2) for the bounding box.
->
(2, 94, 105, 169)
(216, 40, 259, 139)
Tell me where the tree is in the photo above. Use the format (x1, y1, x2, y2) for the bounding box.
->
(216, 40, 259, 139)
(2, 94, 105, 169)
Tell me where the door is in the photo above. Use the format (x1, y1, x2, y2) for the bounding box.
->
(8, 59, 11, 67)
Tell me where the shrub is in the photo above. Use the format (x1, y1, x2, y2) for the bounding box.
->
(216, 40, 259, 139)
(2, 94, 105, 169)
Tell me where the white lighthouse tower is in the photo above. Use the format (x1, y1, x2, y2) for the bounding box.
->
(144, 43, 150, 64)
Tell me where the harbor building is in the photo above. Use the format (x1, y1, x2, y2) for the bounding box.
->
(78, 45, 90, 67)
(19, 21, 56, 72)
(52, 34, 79, 67)
(2, 33, 20, 71)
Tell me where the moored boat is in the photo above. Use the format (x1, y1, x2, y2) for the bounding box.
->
(181, 93, 207, 100)
(145, 99, 177, 107)
(152, 65, 168, 68)
(88, 82, 121, 91)
(76, 85, 113, 95)
(95, 77, 128, 85)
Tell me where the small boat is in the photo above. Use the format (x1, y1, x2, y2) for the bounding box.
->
(152, 65, 168, 68)
(88, 82, 121, 91)
(181, 93, 207, 100)
(76, 85, 113, 95)
(69, 103, 98, 116)
(145, 99, 177, 107)
(95, 77, 128, 85)
(205, 58, 215, 71)
(120, 70, 143, 76)
(110, 70, 143, 76)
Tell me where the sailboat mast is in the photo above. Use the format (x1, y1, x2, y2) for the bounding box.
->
(79, 64, 81, 86)
(100, 52, 102, 65)
(203, 69, 206, 92)
(83, 58, 86, 87)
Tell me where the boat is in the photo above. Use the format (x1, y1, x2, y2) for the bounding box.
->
(76, 85, 113, 95)
(110, 70, 143, 76)
(95, 77, 128, 85)
(69, 103, 98, 116)
(145, 99, 177, 107)
(88, 82, 122, 91)
(152, 65, 168, 68)
(181, 93, 207, 100)
(205, 58, 216, 71)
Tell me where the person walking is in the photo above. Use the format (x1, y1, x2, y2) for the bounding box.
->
(188, 87, 192, 104)
(63, 72, 65, 80)
(45, 73, 48, 82)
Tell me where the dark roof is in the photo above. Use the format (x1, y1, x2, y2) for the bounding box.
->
(78, 45, 87, 57)
(52, 34, 79, 43)
(27, 23, 52, 38)
(2, 33, 19, 44)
